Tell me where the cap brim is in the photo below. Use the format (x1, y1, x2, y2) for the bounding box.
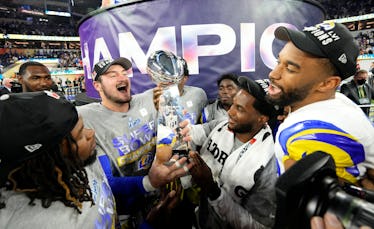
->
(95, 57, 132, 81)
(237, 76, 265, 101)
(274, 26, 326, 58)
(110, 57, 132, 71)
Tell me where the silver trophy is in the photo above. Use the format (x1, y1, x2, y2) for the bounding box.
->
(147, 50, 189, 160)
(147, 50, 185, 85)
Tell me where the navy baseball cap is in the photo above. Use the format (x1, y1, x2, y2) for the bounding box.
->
(0, 91, 78, 185)
(93, 57, 132, 81)
(274, 22, 359, 79)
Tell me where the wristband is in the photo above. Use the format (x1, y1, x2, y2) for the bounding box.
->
(143, 175, 157, 192)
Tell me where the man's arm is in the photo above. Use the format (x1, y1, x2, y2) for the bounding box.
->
(189, 152, 274, 228)
(179, 119, 224, 146)
(98, 155, 149, 193)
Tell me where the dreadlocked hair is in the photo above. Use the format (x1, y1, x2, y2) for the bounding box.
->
(3, 133, 94, 213)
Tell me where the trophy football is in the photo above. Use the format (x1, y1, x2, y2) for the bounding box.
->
(147, 50, 189, 164)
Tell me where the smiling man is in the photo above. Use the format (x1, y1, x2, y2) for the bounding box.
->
(266, 22, 374, 189)
(181, 77, 277, 229)
(201, 73, 240, 123)
(77, 57, 193, 228)
(17, 61, 54, 92)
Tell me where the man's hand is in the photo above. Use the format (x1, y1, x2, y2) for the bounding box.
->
(153, 85, 162, 111)
(146, 184, 182, 226)
(179, 119, 192, 142)
(311, 213, 343, 229)
(149, 154, 194, 188)
(189, 151, 215, 192)
(311, 212, 372, 229)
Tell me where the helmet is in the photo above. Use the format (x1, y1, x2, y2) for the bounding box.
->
(147, 50, 184, 84)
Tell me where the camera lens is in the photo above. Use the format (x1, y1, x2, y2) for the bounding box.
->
(275, 152, 374, 229)
(328, 189, 374, 229)
(306, 176, 374, 229)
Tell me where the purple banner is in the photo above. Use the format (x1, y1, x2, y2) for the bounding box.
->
(79, 0, 325, 99)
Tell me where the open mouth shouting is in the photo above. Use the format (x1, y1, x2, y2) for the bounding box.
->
(267, 82, 282, 97)
(116, 83, 128, 93)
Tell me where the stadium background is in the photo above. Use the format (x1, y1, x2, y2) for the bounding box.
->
(0, 0, 373, 116)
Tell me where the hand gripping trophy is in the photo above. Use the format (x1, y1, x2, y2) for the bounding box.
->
(147, 50, 189, 165)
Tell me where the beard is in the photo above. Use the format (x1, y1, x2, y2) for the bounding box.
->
(83, 149, 98, 166)
(266, 83, 312, 107)
(102, 85, 131, 104)
(228, 121, 254, 134)
(220, 99, 233, 109)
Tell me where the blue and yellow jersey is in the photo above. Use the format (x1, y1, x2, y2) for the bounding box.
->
(278, 120, 365, 183)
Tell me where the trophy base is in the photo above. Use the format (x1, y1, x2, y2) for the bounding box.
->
(172, 149, 189, 158)
(162, 150, 188, 166)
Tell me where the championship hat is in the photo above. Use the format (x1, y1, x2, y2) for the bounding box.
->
(274, 22, 359, 79)
(93, 57, 132, 81)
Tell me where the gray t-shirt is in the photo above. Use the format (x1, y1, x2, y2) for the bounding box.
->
(143, 85, 208, 124)
(179, 85, 208, 124)
(201, 99, 228, 123)
(77, 94, 158, 177)
(0, 161, 117, 229)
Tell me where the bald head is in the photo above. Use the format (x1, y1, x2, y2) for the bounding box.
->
(3, 78, 14, 88)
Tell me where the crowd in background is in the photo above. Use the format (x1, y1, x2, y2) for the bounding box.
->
(356, 30, 374, 55)
(0, 0, 372, 37)
(0, 0, 373, 101)
(319, 0, 374, 20)
(0, 50, 82, 73)
(0, 0, 372, 70)
(0, 2, 79, 36)
(0, 19, 76, 37)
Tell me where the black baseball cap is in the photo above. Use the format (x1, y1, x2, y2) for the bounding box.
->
(237, 76, 276, 117)
(274, 22, 359, 79)
(0, 91, 78, 185)
(93, 57, 132, 81)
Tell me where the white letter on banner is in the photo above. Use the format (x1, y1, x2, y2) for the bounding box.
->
(119, 27, 177, 74)
(82, 42, 92, 79)
(181, 24, 236, 74)
(240, 23, 255, 72)
(260, 23, 297, 70)
(93, 37, 112, 67)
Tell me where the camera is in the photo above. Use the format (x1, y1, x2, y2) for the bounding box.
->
(274, 151, 374, 229)
(10, 81, 22, 93)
